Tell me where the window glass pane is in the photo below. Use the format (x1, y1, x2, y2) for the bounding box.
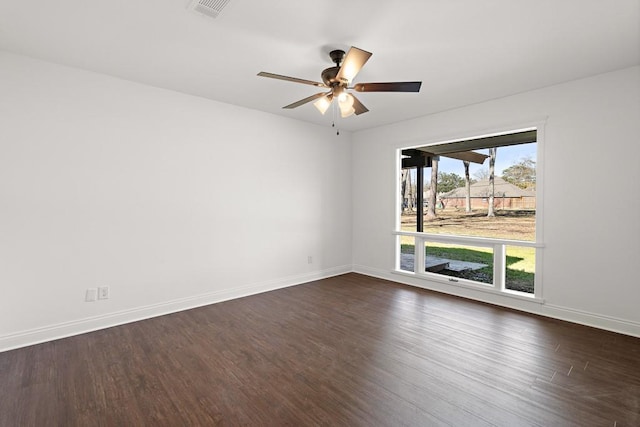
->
(425, 241, 493, 285)
(505, 245, 535, 294)
(398, 235, 415, 273)
(400, 169, 418, 232)
(423, 143, 537, 242)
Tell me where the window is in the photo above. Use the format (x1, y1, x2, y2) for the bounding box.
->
(396, 128, 542, 299)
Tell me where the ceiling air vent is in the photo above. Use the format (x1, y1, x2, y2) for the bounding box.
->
(187, 0, 231, 19)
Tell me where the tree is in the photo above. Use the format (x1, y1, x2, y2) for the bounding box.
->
(502, 157, 536, 189)
(427, 158, 438, 218)
(437, 172, 465, 194)
(487, 148, 497, 217)
(400, 169, 415, 212)
(463, 161, 472, 213)
(474, 168, 490, 181)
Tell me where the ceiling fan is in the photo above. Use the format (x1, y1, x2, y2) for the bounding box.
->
(258, 46, 422, 118)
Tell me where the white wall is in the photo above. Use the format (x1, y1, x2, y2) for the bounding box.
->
(0, 52, 352, 351)
(352, 66, 640, 337)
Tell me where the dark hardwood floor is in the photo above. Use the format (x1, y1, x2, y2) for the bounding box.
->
(1, 273, 639, 426)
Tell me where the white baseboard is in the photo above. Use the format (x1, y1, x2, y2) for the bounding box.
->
(0, 265, 352, 352)
(5, 264, 637, 352)
(353, 264, 640, 338)
(540, 303, 640, 338)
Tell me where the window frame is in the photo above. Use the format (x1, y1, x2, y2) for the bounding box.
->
(393, 122, 546, 302)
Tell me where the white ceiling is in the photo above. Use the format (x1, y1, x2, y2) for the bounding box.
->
(1, 0, 638, 132)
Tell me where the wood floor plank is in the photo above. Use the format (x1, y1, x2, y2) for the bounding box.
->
(1, 273, 639, 426)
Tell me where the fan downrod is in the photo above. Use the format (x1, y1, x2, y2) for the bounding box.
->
(329, 49, 345, 66)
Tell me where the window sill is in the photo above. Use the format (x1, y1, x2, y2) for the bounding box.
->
(393, 230, 544, 248)
(391, 269, 545, 304)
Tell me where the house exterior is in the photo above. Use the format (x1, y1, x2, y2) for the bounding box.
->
(441, 177, 536, 209)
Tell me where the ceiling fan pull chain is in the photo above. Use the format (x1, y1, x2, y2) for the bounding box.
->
(332, 100, 340, 135)
(332, 100, 336, 128)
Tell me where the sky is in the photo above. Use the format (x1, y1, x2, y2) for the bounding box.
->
(433, 142, 536, 180)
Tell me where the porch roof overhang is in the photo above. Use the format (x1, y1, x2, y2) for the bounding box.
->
(402, 129, 537, 166)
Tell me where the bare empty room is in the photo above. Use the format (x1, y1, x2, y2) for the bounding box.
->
(1, 1, 639, 425)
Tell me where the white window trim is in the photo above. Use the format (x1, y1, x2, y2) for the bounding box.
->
(393, 119, 547, 302)
(394, 231, 544, 301)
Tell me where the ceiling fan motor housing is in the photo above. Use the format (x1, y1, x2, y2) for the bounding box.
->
(322, 50, 347, 87)
(321, 66, 341, 86)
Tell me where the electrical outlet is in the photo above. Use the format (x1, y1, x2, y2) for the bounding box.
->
(85, 288, 97, 302)
(307, 256, 313, 264)
(98, 286, 110, 300)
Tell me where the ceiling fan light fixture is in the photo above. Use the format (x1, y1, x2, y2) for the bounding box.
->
(257, 46, 421, 119)
(339, 94, 355, 118)
(339, 93, 354, 107)
(313, 94, 333, 115)
(340, 106, 355, 118)
(333, 86, 347, 103)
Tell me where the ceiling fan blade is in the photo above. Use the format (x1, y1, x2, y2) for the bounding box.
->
(283, 92, 329, 109)
(257, 72, 328, 88)
(336, 47, 372, 84)
(351, 94, 369, 115)
(353, 81, 422, 92)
